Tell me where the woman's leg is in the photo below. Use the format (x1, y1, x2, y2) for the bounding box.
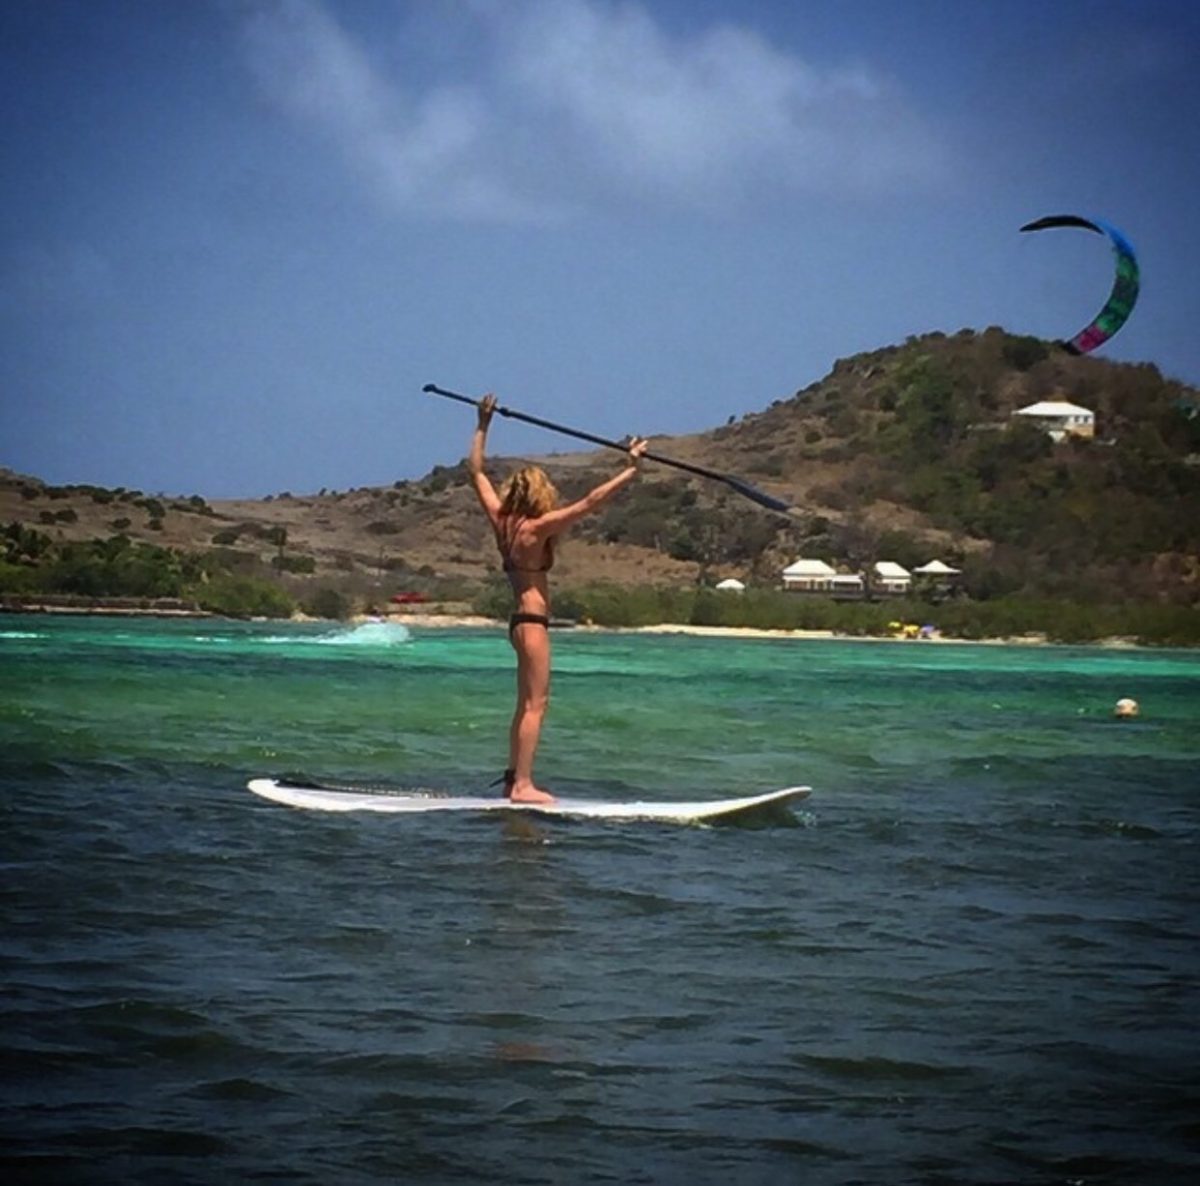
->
(508, 623, 553, 803)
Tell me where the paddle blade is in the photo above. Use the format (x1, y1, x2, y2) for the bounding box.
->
(721, 475, 792, 514)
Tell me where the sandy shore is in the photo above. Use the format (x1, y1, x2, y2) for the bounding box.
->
(380, 612, 1064, 646)
(3, 603, 212, 618)
(615, 622, 1057, 645)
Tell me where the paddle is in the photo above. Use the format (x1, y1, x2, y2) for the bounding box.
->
(422, 383, 792, 514)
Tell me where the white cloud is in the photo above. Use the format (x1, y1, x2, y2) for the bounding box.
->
(237, 0, 948, 223)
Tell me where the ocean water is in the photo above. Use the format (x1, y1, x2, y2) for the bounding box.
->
(2, 614, 1198, 1185)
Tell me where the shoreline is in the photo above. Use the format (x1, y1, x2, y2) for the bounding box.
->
(1, 602, 213, 619)
(403, 616, 1061, 646)
(376, 613, 1147, 649)
(0, 603, 1156, 649)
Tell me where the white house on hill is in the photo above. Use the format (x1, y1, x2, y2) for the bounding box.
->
(1014, 400, 1095, 442)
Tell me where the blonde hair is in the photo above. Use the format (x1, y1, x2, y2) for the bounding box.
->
(498, 466, 558, 519)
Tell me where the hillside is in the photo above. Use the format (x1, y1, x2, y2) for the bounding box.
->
(3, 328, 1199, 611)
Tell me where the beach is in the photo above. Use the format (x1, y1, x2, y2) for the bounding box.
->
(386, 611, 1068, 647)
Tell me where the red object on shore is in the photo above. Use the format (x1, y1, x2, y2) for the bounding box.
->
(390, 592, 429, 604)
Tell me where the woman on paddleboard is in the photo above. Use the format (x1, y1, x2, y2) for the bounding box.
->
(470, 393, 647, 803)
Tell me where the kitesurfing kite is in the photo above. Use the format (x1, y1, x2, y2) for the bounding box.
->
(1019, 215, 1140, 354)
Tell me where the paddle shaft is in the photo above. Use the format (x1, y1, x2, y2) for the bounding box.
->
(422, 384, 791, 513)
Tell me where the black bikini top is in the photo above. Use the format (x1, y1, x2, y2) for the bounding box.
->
(496, 516, 554, 574)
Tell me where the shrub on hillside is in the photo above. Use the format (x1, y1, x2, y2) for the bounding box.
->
(1002, 335, 1050, 371)
(193, 576, 293, 618)
(304, 587, 351, 619)
(272, 553, 316, 574)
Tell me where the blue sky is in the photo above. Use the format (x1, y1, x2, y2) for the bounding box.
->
(3, 0, 1198, 497)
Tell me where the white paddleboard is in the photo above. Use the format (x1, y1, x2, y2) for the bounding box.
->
(247, 777, 810, 825)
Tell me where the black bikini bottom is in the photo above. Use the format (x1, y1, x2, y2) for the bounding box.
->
(508, 612, 550, 639)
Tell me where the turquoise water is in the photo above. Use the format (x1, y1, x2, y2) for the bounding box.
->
(2, 615, 1199, 1184)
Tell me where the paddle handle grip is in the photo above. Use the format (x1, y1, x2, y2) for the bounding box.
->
(424, 384, 635, 454)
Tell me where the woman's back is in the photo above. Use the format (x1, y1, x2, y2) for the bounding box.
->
(496, 515, 553, 611)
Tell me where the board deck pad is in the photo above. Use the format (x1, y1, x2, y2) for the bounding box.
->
(247, 777, 811, 825)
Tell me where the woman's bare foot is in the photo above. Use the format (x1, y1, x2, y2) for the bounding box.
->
(508, 779, 555, 804)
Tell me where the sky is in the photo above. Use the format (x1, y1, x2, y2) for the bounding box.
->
(2, 0, 1199, 498)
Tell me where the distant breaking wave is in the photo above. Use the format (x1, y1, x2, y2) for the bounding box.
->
(255, 620, 413, 647)
(311, 620, 412, 647)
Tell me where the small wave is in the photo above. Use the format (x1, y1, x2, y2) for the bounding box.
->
(0, 630, 43, 640)
(259, 621, 413, 647)
(179, 1076, 292, 1102)
(316, 621, 412, 646)
(798, 1052, 971, 1082)
(1087, 817, 1163, 839)
(61, 1125, 233, 1157)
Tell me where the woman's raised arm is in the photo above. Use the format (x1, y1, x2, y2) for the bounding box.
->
(468, 394, 502, 523)
(532, 437, 647, 537)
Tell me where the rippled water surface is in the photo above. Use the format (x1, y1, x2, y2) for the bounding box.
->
(2, 616, 1199, 1184)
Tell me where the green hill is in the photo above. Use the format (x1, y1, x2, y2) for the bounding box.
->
(3, 327, 1199, 624)
(616, 326, 1200, 603)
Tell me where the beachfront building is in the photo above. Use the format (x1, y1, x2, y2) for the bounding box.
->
(913, 559, 961, 598)
(872, 561, 912, 596)
(914, 559, 960, 578)
(1013, 400, 1095, 442)
(829, 573, 865, 600)
(781, 560, 866, 600)
(781, 558, 837, 593)
(715, 578, 746, 593)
